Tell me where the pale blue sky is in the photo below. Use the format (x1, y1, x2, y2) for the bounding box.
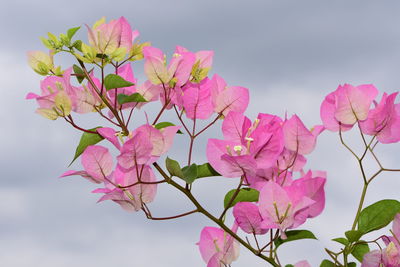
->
(1, 1, 400, 266)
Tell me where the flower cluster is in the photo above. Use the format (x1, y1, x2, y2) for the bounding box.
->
(27, 16, 400, 267)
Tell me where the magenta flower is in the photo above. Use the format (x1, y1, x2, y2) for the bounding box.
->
(210, 74, 249, 116)
(182, 78, 214, 120)
(258, 181, 315, 237)
(197, 225, 240, 267)
(118, 124, 180, 169)
(207, 112, 284, 178)
(87, 16, 138, 55)
(94, 164, 157, 212)
(362, 214, 400, 267)
(294, 260, 311, 267)
(61, 145, 114, 184)
(283, 115, 324, 155)
(360, 92, 400, 143)
(143, 46, 195, 86)
(233, 202, 268, 235)
(320, 84, 378, 131)
(26, 68, 75, 119)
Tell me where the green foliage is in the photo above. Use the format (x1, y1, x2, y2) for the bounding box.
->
(70, 127, 104, 165)
(154, 122, 183, 134)
(274, 230, 317, 249)
(345, 230, 363, 242)
(117, 93, 147, 104)
(223, 188, 259, 209)
(104, 74, 134, 91)
(351, 242, 369, 262)
(332, 237, 349, 246)
(319, 260, 335, 267)
(358, 199, 400, 234)
(165, 157, 184, 178)
(73, 64, 85, 83)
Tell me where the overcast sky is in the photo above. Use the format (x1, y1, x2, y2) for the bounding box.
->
(1, 1, 400, 266)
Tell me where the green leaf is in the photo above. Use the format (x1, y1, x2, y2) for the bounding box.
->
(67, 26, 80, 40)
(73, 64, 85, 83)
(154, 122, 183, 134)
(70, 127, 104, 166)
(117, 93, 147, 105)
(348, 263, 357, 267)
(332, 237, 349, 246)
(165, 157, 184, 178)
(274, 230, 317, 248)
(358, 199, 400, 234)
(285, 265, 294, 267)
(223, 188, 259, 209)
(181, 164, 198, 184)
(72, 40, 82, 52)
(345, 230, 364, 242)
(319, 260, 335, 267)
(196, 163, 221, 178)
(351, 242, 369, 262)
(104, 74, 134, 91)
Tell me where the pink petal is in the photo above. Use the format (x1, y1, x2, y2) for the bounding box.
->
(59, 170, 101, 184)
(97, 127, 121, 150)
(182, 79, 213, 120)
(222, 111, 251, 143)
(117, 131, 153, 169)
(283, 115, 316, 155)
(81, 145, 113, 182)
(334, 84, 378, 125)
(207, 139, 256, 178)
(233, 202, 267, 235)
(320, 91, 353, 132)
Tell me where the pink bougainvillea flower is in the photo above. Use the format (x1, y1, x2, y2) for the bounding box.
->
(133, 124, 181, 156)
(81, 145, 113, 182)
(182, 78, 214, 120)
(207, 112, 284, 178)
(60, 170, 101, 184)
(362, 242, 400, 267)
(168, 46, 196, 86)
(334, 84, 378, 124)
(294, 260, 311, 267)
(207, 139, 257, 178)
(118, 124, 180, 169)
(210, 74, 249, 116)
(221, 111, 252, 144)
(283, 115, 323, 155)
(197, 225, 240, 267)
(233, 202, 267, 235)
(97, 127, 121, 150)
(117, 131, 154, 169)
(289, 170, 327, 218)
(144, 46, 195, 87)
(134, 80, 161, 108)
(94, 164, 157, 212)
(277, 148, 307, 172)
(26, 68, 76, 119)
(258, 181, 315, 237)
(27, 50, 54, 75)
(87, 16, 138, 55)
(321, 84, 378, 131)
(382, 213, 400, 249)
(143, 46, 170, 85)
(360, 92, 400, 144)
(175, 46, 214, 83)
(246, 167, 293, 191)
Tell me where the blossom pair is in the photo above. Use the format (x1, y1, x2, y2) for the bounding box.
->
(321, 83, 400, 143)
(62, 124, 180, 211)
